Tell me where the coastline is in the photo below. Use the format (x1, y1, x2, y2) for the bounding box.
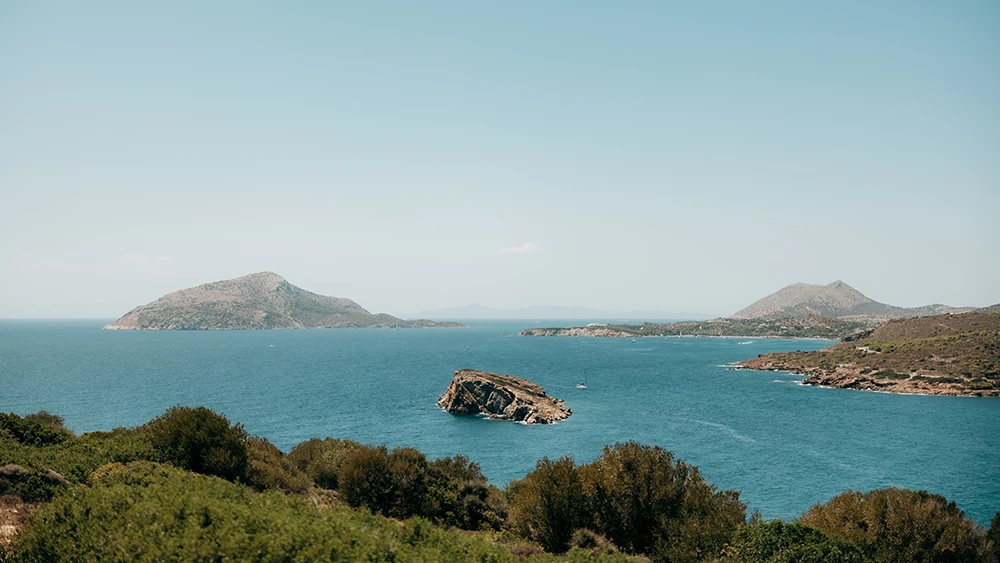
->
(735, 362, 1000, 398)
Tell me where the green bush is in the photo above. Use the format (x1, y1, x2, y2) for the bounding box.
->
(800, 488, 989, 563)
(0, 412, 71, 447)
(580, 442, 746, 562)
(508, 456, 590, 553)
(244, 436, 312, 493)
(720, 520, 867, 562)
(425, 455, 505, 531)
(287, 437, 365, 489)
(507, 443, 746, 561)
(141, 406, 248, 482)
(988, 511, 1000, 561)
(0, 428, 157, 485)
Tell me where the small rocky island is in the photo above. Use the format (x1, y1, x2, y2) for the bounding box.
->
(438, 369, 571, 424)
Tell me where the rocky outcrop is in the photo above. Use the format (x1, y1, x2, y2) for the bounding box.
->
(103, 272, 464, 330)
(438, 369, 571, 424)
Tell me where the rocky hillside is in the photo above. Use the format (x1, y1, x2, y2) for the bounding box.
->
(438, 369, 571, 424)
(737, 311, 1000, 396)
(732, 280, 974, 324)
(104, 272, 463, 330)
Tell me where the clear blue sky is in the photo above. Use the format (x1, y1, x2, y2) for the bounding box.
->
(2, 1, 998, 318)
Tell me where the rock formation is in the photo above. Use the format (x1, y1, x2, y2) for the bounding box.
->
(438, 369, 571, 424)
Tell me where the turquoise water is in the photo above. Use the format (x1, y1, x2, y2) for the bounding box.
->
(1, 319, 997, 524)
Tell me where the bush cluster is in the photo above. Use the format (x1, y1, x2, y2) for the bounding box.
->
(289, 438, 505, 530)
(800, 488, 992, 563)
(507, 442, 747, 561)
(719, 520, 867, 562)
(4, 407, 997, 563)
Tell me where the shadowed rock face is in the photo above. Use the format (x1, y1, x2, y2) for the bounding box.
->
(438, 369, 571, 425)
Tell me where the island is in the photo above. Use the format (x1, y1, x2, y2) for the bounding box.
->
(438, 369, 571, 424)
(736, 310, 1000, 396)
(103, 272, 464, 330)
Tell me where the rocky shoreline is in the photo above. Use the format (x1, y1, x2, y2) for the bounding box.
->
(737, 357, 1000, 397)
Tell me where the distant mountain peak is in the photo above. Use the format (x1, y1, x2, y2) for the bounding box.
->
(732, 281, 974, 323)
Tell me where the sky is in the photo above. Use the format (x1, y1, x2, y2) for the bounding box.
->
(1, 1, 998, 318)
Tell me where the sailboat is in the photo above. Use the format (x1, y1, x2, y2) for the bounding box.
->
(576, 375, 588, 389)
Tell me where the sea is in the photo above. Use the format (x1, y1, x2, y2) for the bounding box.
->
(1, 319, 997, 524)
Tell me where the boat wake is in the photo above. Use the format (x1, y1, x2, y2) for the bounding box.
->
(684, 418, 758, 445)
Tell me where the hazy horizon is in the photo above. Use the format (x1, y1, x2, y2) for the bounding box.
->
(3, 2, 998, 318)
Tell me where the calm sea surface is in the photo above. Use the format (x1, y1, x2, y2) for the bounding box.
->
(1, 319, 997, 524)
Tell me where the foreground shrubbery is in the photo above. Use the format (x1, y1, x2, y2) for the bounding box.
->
(800, 488, 993, 563)
(507, 443, 747, 561)
(2, 407, 998, 562)
(10, 461, 630, 562)
(719, 520, 867, 562)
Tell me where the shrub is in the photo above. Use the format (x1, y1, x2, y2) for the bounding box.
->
(0, 413, 70, 447)
(580, 442, 746, 562)
(244, 436, 311, 493)
(141, 406, 248, 482)
(338, 444, 395, 513)
(425, 455, 504, 531)
(720, 520, 866, 562)
(989, 511, 1000, 562)
(287, 437, 365, 489)
(801, 488, 989, 563)
(507, 456, 591, 553)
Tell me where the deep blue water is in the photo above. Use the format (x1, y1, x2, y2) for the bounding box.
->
(1, 319, 997, 524)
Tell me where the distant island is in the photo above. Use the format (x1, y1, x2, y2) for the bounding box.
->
(737, 310, 1000, 397)
(103, 272, 464, 330)
(519, 280, 982, 340)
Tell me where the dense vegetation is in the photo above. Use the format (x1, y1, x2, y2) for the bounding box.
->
(2, 407, 997, 562)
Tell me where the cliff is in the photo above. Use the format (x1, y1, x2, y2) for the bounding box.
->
(437, 369, 571, 424)
(737, 311, 1000, 397)
(103, 272, 464, 330)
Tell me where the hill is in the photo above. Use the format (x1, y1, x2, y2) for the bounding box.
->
(737, 310, 1000, 396)
(521, 315, 867, 340)
(732, 280, 974, 324)
(103, 272, 463, 330)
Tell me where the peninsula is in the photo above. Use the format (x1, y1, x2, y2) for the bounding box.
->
(521, 315, 867, 340)
(737, 310, 1000, 396)
(438, 369, 571, 424)
(103, 272, 464, 330)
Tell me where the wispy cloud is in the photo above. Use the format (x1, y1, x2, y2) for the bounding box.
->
(495, 242, 541, 255)
(116, 254, 175, 270)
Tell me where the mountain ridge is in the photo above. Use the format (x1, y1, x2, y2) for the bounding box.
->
(104, 272, 462, 330)
(732, 280, 975, 323)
